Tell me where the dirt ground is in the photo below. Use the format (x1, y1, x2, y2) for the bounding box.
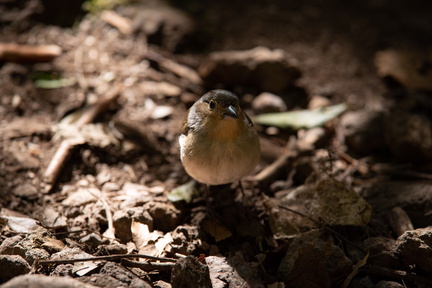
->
(1, 0, 432, 287)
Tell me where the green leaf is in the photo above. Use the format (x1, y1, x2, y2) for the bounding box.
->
(34, 77, 76, 89)
(167, 180, 199, 203)
(253, 103, 347, 129)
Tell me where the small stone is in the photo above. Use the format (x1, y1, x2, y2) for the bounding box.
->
(41, 238, 66, 254)
(384, 111, 432, 162)
(171, 256, 212, 288)
(252, 92, 287, 113)
(153, 280, 172, 288)
(296, 127, 328, 151)
(339, 110, 385, 155)
(113, 210, 133, 243)
(0, 255, 31, 283)
(50, 264, 74, 277)
(144, 201, 180, 232)
(12, 183, 38, 199)
(308, 95, 332, 109)
(171, 225, 202, 255)
(101, 182, 120, 192)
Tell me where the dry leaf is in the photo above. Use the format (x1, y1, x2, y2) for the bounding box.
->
(62, 188, 99, 206)
(279, 178, 372, 228)
(203, 219, 232, 242)
(0, 208, 43, 233)
(131, 221, 172, 257)
(254, 103, 347, 130)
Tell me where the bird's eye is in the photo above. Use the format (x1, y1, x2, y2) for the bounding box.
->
(208, 100, 216, 110)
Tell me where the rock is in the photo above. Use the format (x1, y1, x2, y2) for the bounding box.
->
(199, 46, 300, 92)
(206, 253, 264, 288)
(396, 227, 432, 274)
(363, 237, 400, 268)
(296, 127, 328, 151)
(24, 247, 50, 265)
(387, 207, 414, 237)
(79, 274, 127, 288)
(277, 231, 352, 288)
(143, 201, 180, 232)
(41, 237, 65, 254)
(252, 92, 287, 113)
(171, 225, 202, 255)
(384, 111, 432, 162)
(50, 264, 74, 277)
(171, 256, 212, 288)
(99, 243, 128, 255)
(113, 210, 133, 243)
(99, 262, 151, 288)
(363, 181, 432, 228)
(339, 110, 385, 155)
(375, 281, 405, 288)
(1, 274, 98, 288)
(153, 280, 171, 288)
(79, 233, 104, 249)
(0, 235, 23, 255)
(308, 95, 332, 109)
(0, 255, 31, 283)
(12, 183, 38, 199)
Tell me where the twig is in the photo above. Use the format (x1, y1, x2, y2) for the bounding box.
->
(88, 189, 115, 239)
(101, 10, 133, 35)
(37, 253, 177, 266)
(43, 86, 121, 185)
(249, 137, 297, 184)
(121, 258, 175, 271)
(146, 49, 202, 85)
(0, 43, 62, 62)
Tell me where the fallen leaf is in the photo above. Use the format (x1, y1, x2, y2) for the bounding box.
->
(62, 188, 99, 207)
(168, 180, 199, 203)
(278, 178, 372, 229)
(34, 77, 76, 89)
(0, 208, 43, 233)
(254, 103, 347, 129)
(203, 219, 232, 242)
(131, 221, 172, 257)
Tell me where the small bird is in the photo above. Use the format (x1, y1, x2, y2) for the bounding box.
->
(179, 89, 260, 185)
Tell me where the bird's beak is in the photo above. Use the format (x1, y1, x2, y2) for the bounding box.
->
(223, 105, 238, 119)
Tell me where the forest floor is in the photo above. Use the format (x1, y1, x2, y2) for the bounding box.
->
(1, 0, 432, 287)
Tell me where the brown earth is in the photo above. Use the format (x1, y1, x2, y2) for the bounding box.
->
(1, 0, 432, 287)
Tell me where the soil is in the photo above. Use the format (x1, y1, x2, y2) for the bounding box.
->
(1, 0, 432, 287)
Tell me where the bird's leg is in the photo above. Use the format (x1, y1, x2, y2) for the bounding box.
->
(238, 180, 245, 197)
